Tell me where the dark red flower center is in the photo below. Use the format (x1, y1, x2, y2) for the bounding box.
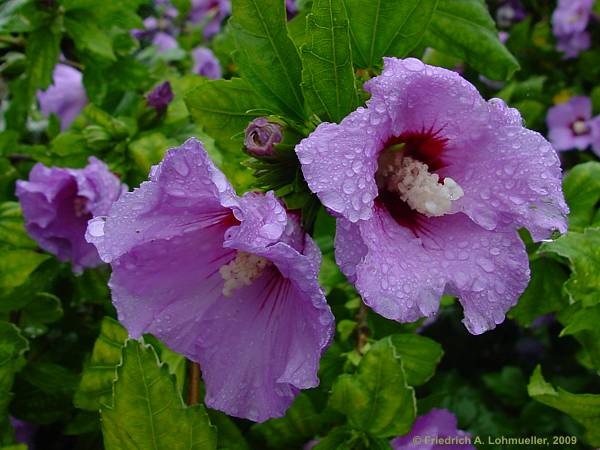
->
(375, 127, 450, 236)
(570, 118, 589, 136)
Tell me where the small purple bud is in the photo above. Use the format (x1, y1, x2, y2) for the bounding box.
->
(146, 81, 174, 112)
(244, 118, 283, 157)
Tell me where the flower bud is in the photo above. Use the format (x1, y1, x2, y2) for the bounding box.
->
(146, 81, 174, 113)
(244, 118, 283, 157)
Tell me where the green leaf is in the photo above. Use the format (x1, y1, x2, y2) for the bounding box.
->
(591, 86, 600, 116)
(496, 76, 546, 103)
(0, 202, 36, 250)
(287, 8, 309, 48)
(142, 335, 187, 394)
(0, 250, 50, 293)
(301, 0, 358, 123)
(563, 162, 600, 231)
(329, 337, 416, 437)
(74, 317, 128, 411)
(342, 0, 438, 69)
(26, 25, 61, 93)
(65, 10, 116, 60)
(230, 0, 306, 120)
(12, 362, 79, 424)
(252, 394, 335, 449)
(101, 340, 217, 450)
(0, 260, 59, 314)
(424, 0, 519, 80)
(207, 410, 251, 450)
(482, 366, 528, 406)
(20, 292, 63, 337)
(129, 133, 178, 176)
(313, 426, 352, 450)
(528, 366, 600, 446)
(0, 0, 36, 33)
(508, 258, 569, 327)
(185, 78, 264, 153)
(389, 334, 443, 386)
(557, 303, 600, 370)
(0, 159, 19, 201)
(541, 228, 600, 307)
(0, 322, 28, 435)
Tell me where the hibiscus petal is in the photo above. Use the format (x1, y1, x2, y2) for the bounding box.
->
(334, 218, 368, 284)
(338, 207, 529, 334)
(197, 238, 333, 422)
(447, 123, 568, 240)
(345, 206, 446, 322)
(90, 138, 238, 263)
(421, 214, 530, 335)
(365, 58, 490, 153)
(296, 108, 383, 222)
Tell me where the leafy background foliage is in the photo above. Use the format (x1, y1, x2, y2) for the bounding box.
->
(1, 0, 600, 448)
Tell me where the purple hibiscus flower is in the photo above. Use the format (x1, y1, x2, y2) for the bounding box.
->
(244, 117, 283, 157)
(296, 58, 568, 335)
(547, 96, 600, 155)
(16, 158, 125, 272)
(191, 47, 222, 79)
(37, 64, 88, 131)
(552, 0, 594, 58)
(391, 409, 475, 450)
(86, 138, 334, 422)
(189, 0, 231, 38)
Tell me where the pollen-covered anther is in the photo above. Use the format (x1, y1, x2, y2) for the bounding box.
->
(219, 251, 272, 297)
(379, 155, 464, 217)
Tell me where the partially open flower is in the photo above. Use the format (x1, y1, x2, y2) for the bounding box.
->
(296, 58, 568, 334)
(16, 158, 125, 272)
(244, 118, 283, 157)
(146, 81, 174, 112)
(86, 138, 334, 422)
(37, 64, 88, 131)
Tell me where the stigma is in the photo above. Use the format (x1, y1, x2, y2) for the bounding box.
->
(219, 251, 271, 297)
(377, 154, 464, 217)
